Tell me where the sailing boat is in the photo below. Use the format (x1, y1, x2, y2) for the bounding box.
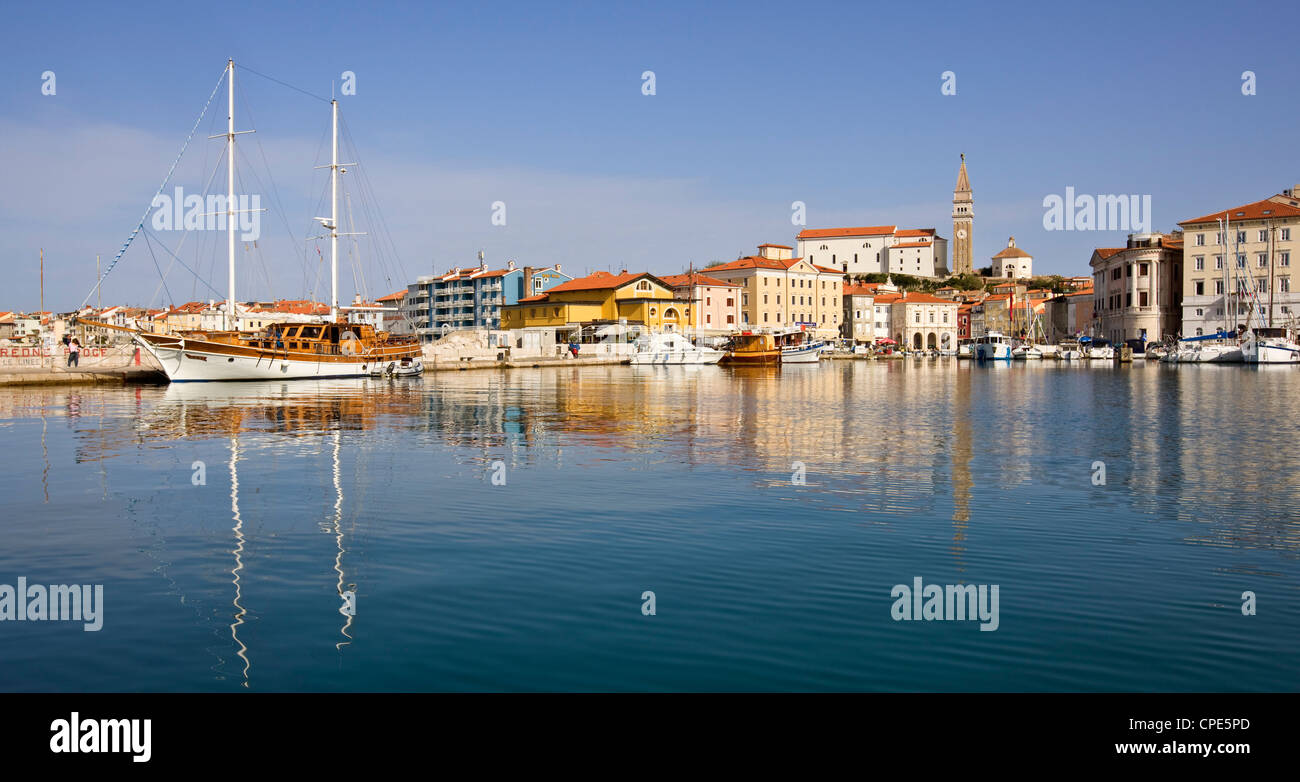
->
(85, 61, 420, 381)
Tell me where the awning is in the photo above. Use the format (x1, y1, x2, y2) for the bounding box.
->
(877, 337, 897, 344)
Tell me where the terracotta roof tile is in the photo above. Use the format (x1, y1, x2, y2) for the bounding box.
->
(797, 225, 896, 239)
(659, 273, 740, 288)
(1179, 197, 1300, 226)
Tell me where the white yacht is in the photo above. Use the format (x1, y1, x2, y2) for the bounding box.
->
(1161, 331, 1241, 363)
(629, 332, 724, 365)
(974, 331, 1013, 361)
(1242, 327, 1300, 364)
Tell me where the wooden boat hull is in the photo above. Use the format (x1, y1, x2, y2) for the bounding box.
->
(135, 332, 420, 382)
(721, 350, 781, 365)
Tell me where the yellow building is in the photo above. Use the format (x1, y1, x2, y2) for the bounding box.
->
(500, 271, 687, 331)
(703, 243, 844, 338)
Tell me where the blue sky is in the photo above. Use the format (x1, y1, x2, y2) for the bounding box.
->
(2, 0, 1297, 311)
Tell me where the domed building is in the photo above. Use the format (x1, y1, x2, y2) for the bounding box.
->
(991, 237, 1033, 279)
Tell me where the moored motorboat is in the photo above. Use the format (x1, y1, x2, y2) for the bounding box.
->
(1242, 327, 1300, 364)
(630, 331, 725, 365)
(370, 355, 425, 376)
(974, 331, 1013, 361)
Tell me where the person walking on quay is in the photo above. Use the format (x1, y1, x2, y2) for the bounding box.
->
(67, 338, 81, 368)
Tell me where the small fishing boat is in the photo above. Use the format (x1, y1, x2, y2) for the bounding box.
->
(721, 332, 781, 365)
(1011, 344, 1043, 360)
(775, 329, 824, 364)
(630, 331, 724, 365)
(369, 355, 424, 377)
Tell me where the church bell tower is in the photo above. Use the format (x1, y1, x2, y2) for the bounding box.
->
(952, 154, 973, 275)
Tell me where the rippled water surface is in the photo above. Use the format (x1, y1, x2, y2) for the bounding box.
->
(1, 360, 1297, 691)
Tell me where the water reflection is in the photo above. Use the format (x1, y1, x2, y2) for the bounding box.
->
(34, 363, 1300, 561)
(3, 362, 1300, 691)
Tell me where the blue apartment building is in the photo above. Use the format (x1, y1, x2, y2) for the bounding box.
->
(402, 259, 570, 341)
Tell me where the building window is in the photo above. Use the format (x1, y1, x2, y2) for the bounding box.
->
(1258, 254, 1268, 268)
(1139, 292, 1148, 307)
(1214, 255, 1224, 269)
(1139, 263, 1149, 276)
(1280, 278, 1290, 293)
(1215, 280, 1224, 294)
(1237, 231, 1247, 244)
(1195, 308, 1203, 316)
(1259, 230, 1269, 242)
(1194, 256, 1204, 270)
(1282, 252, 1291, 267)
(1195, 233, 1205, 246)
(1194, 281, 1204, 295)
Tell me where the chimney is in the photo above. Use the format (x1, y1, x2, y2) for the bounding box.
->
(507, 259, 516, 270)
(554, 263, 561, 273)
(523, 266, 535, 297)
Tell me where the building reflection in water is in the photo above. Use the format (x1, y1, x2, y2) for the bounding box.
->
(28, 362, 1300, 608)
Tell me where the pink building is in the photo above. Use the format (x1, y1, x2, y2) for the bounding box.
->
(660, 272, 741, 333)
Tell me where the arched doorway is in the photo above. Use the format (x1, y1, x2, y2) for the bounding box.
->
(913, 333, 923, 350)
(662, 307, 679, 332)
(927, 332, 937, 349)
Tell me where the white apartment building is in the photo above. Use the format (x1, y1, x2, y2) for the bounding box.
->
(1179, 190, 1300, 337)
(797, 226, 949, 278)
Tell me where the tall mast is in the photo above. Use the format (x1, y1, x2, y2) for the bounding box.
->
(1268, 222, 1275, 327)
(330, 99, 339, 322)
(226, 59, 236, 330)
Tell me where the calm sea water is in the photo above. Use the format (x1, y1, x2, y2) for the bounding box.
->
(1, 360, 1297, 692)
